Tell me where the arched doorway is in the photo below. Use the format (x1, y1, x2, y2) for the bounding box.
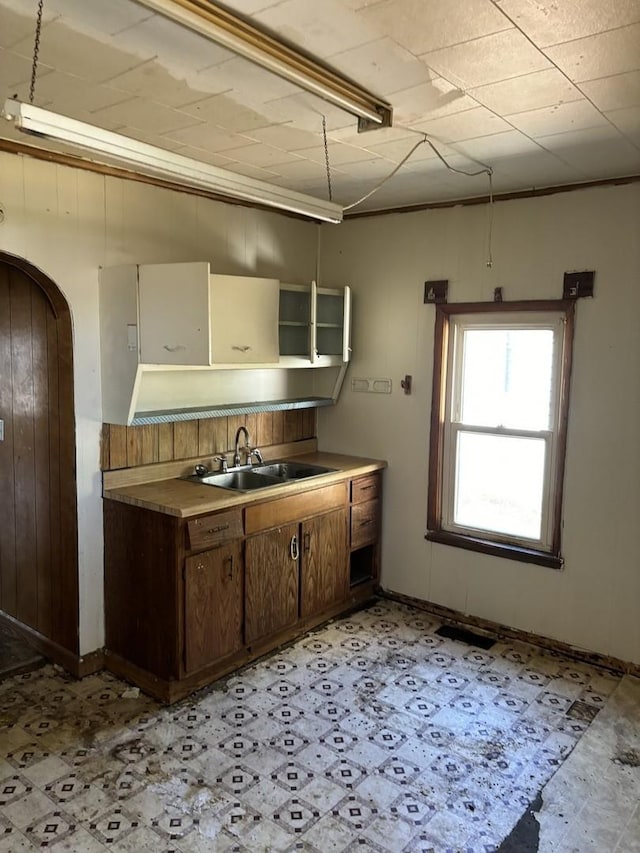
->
(0, 252, 79, 660)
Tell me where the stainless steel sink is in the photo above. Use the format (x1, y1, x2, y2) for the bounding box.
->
(251, 461, 336, 480)
(187, 469, 282, 492)
(186, 460, 336, 491)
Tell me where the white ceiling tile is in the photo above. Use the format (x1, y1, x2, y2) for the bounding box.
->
(208, 0, 287, 13)
(46, 0, 154, 36)
(106, 61, 220, 109)
(114, 14, 235, 73)
(545, 24, 640, 83)
(293, 140, 383, 166)
(0, 47, 53, 90)
(421, 29, 551, 89)
(179, 94, 275, 133)
(605, 106, 640, 145)
(495, 0, 640, 48)
(328, 38, 432, 97)
(217, 142, 303, 167)
(245, 123, 323, 150)
(452, 129, 545, 161)
(328, 125, 415, 146)
(0, 3, 56, 48)
(91, 97, 203, 135)
(535, 125, 640, 175)
(357, 0, 511, 56)
(506, 99, 610, 138)
(196, 56, 300, 104)
(469, 69, 583, 115)
(254, 0, 378, 57)
(580, 70, 640, 112)
(364, 134, 443, 163)
(411, 106, 513, 143)
(206, 159, 281, 180)
(334, 157, 400, 179)
(117, 127, 189, 154)
(390, 78, 478, 125)
(272, 159, 347, 180)
(494, 149, 585, 186)
(162, 122, 256, 153)
(265, 91, 355, 133)
(340, 0, 388, 9)
(11, 20, 150, 83)
(10, 70, 131, 115)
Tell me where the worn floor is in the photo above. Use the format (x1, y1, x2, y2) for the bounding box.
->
(0, 600, 637, 852)
(0, 625, 44, 681)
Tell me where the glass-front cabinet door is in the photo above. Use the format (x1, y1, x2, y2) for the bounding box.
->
(279, 281, 350, 365)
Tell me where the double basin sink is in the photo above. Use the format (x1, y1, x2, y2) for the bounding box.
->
(186, 460, 336, 493)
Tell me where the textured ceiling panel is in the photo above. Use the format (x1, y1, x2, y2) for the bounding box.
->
(1, 0, 638, 215)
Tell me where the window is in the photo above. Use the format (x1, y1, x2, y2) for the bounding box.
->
(427, 301, 575, 568)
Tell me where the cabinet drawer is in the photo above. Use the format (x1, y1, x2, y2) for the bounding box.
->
(351, 473, 381, 504)
(245, 482, 347, 534)
(351, 499, 380, 550)
(187, 509, 243, 551)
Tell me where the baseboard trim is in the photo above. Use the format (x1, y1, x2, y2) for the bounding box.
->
(0, 611, 104, 678)
(380, 589, 640, 678)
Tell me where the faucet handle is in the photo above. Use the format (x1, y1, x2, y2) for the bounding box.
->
(212, 455, 228, 473)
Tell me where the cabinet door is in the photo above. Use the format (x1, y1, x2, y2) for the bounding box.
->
(245, 523, 299, 643)
(184, 542, 243, 673)
(300, 508, 348, 618)
(313, 284, 351, 363)
(139, 262, 211, 365)
(210, 275, 279, 363)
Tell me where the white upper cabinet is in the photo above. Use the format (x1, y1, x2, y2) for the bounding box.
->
(279, 281, 351, 365)
(138, 262, 279, 365)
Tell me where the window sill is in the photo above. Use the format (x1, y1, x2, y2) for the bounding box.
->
(425, 530, 563, 569)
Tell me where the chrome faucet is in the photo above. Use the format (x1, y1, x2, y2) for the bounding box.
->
(234, 425, 263, 467)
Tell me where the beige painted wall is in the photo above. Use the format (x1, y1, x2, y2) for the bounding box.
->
(0, 150, 319, 654)
(319, 183, 640, 666)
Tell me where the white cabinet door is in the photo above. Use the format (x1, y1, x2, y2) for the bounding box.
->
(138, 262, 211, 365)
(210, 275, 279, 363)
(138, 265, 279, 366)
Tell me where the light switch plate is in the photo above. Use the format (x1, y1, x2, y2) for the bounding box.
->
(351, 378, 392, 393)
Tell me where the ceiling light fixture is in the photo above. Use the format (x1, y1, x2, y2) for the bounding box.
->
(2, 99, 343, 223)
(133, 0, 392, 131)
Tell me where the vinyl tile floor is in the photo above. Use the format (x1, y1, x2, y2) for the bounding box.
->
(0, 600, 637, 852)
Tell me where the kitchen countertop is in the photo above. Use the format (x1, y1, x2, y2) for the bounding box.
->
(103, 452, 386, 518)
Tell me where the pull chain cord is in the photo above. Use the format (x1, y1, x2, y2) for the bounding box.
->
(29, 0, 45, 104)
(322, 115, 333, 202)
(487, 170, 494, 269)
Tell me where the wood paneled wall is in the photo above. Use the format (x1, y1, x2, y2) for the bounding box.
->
(101, 409, 316, 471)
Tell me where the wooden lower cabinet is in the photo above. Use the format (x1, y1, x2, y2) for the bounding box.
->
(245, 523, 299, 644)
(104, 471, 382, 702)
(300, 508, 348, 618)
(184, 542, 243, 673)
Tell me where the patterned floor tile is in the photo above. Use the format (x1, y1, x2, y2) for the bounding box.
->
(0, 601, 633, 851)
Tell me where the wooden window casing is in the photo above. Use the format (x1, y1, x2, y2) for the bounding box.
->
(427, 300, 575, 569)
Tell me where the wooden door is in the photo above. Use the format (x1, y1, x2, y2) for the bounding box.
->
(0, 256, 78, 653)
(300, 508, 348, 618)
(245, 523, 299, 643)
(184, 542, 243, 673)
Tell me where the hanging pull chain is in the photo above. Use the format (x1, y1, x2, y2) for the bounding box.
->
(322, 115, 333, 202)
(29, 0, 45, 104)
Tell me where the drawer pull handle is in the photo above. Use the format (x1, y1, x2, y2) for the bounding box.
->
(206, 523, 230, 534)
(290, 535, 299, 561)
(303, 532, 311, 553)
(359, 484, 374, 491)
(359, 520, 374, 527)
(225, 554, 234, 580)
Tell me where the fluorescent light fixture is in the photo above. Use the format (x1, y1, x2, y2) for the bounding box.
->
(3, 99, 343, 223)
(134, 0, 392, 131)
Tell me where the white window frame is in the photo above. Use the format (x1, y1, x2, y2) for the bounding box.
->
(427, 301, 575, 568)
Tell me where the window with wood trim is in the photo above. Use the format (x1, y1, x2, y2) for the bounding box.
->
(427, 301, 575, 569)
